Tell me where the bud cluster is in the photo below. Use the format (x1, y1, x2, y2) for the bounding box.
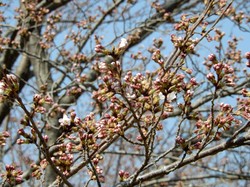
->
(33, 94, 53, 114)
(0, 73, 19, 102)
(40, 12, 62, 48)
(226, 37, 242, 63)
(51, 143, 74, 176)
(171, 34, 198, 55)
(119, 170, 130, 182)
(17, 94, 54, 144)
(174, 14, 198, 32)
(1, 164, 23, 185)
(88, 165, 105, 183)
(87, 154, 105, 183)
(17, 1, 49, 24)
(31, 159, 48, 180)
(95, 114, 123, 139)
(154, 70, 185, 95)
(205, 54, 236, 88)
(236, 97, 250, 120)
(0, 36, 12, 52)
(17, 128, 37, 144)
(151, 2, 173, 22)
(152, 49, 164, 65)
(58, 111, 84, 134)
(175, 136, 201, 154)
(245, 52, 250, 67)
(195, 103, 240, 140)
(0, 131, 10, 146)
(232, 11, 244, 24)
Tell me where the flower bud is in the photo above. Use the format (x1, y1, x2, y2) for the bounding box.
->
(206, 73, 216, 84)
(245, 52, 250, 59)
(95, 44, 105, 53)
(208, 54, 216, 61)
(6, 74, 19, 92)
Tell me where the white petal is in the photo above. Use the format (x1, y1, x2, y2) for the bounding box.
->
(159, 92, 165, 100)
(167, 92, 176, 101)
(118, 38, 128, 49)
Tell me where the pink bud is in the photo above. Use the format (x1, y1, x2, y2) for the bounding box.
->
(95, 44, 104, 53)
(6, 164, 15, 171)
(6, 74, 19, 91)
(43, 135, 48, 142)
(136, 135, 143, 142)
(176, 136, 185, 144)
(18, 129, 25, 135)
(17, 139, 25, 144)
(208, 54, 216, 61)
(15, 176, 23, 184)
(246, 60, 250, 68)
(119, 170, 125, 177)
(124, 171, 130, 178)
(190, 78, 198, 86)
(245, 52, 250, 59)
(92, 158, 99, 165)
(206, 72, 215, 83)
(2, 131, 10, 137)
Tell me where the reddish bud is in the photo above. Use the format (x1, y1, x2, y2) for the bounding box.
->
(206, 73, 216, 84)
(136, 135, 143, 142)
(246, 60, 250, 68)
(95, 44, 104, 53)
(245, 52, 250, 59)
(208, 54, 216, 61)
(176, 136, 185, 144)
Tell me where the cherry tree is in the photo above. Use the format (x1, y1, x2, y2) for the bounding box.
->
(0, 0, 250, 186)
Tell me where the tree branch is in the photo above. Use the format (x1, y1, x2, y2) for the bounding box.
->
(114, 127, 250, 186)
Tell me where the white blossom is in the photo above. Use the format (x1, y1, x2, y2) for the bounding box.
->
(126, 93, 136, 99)
(118, 38, 128, 49)
(167, 92, 176, 102)
(59, 114, 71, 126)
(0, 82, 5, 95)
(159, 92, 165, 100)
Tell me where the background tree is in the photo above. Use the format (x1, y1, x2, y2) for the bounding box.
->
(0, 0, 250, 186)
